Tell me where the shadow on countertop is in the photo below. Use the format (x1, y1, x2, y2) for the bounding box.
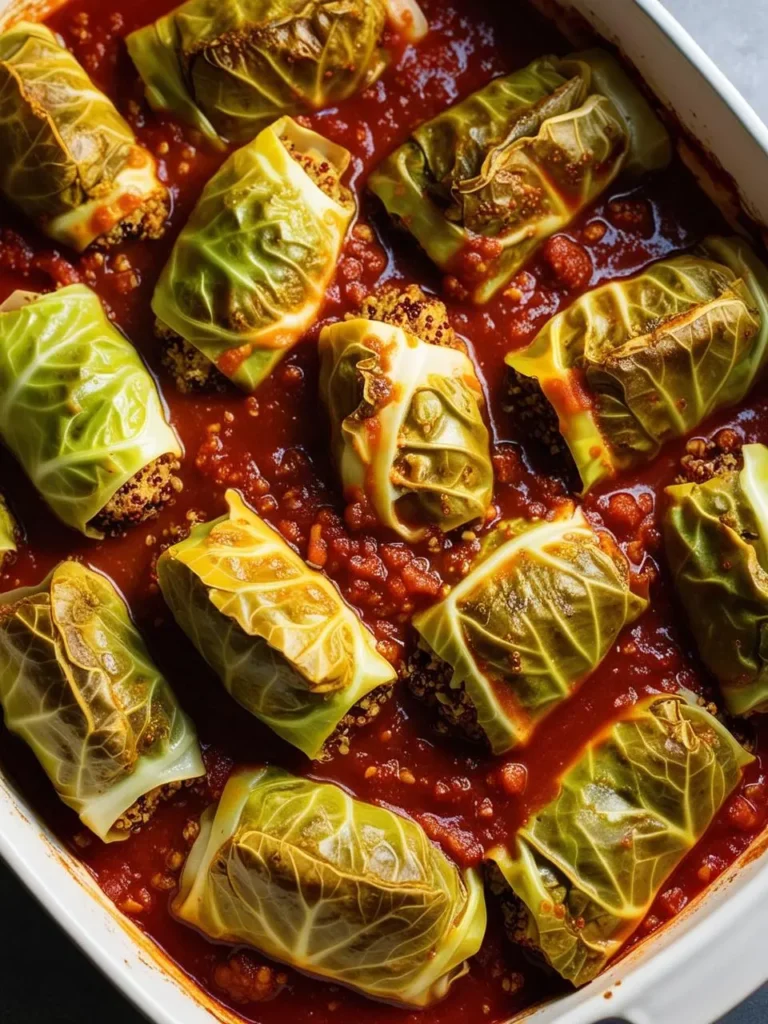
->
(1, 860, 766, 1024)
(0, 860, 146, 1024)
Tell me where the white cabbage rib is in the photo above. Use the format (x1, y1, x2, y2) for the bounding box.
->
(157, 490, 396, 757)
(489, 697, 751, 986)
(0, 285, 180, 537)
(665, 443, 768, 716)
(507, 236, 768, 491)
(81, 741, 203, 839)
(320, 318, 493, 541)
(175, 767, 486, 1006)
(152, 117, 355, 392)
(127, 0, 414, 146)
(385, 0, 428, 41)
(0, 561, 204, 841)
(370, 49, 670, 303)
(414, 510, 647, 753)
(0, 22, 163, 250)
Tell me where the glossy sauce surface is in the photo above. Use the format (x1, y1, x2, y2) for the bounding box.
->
(1, 0, 767, 1021)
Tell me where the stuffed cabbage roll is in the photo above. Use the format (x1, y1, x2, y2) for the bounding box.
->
(157, 490, 396, 758)
(319, 286, 493, 540)
(154, 118, 355, 393)
(0, 286, 182, 538)
(175, 766, 486, 1006)
(0, 22, 168, 252)
(0, 561, 205, 842)
(488, 696, 751, 986)
(506, 236, 768, 492)
(369, 49, 670, 304)
(0, 495, 17, 567)
(127, 0, 428, 147)
(411, 510, 647, 754)
(665, 442, 768, 717)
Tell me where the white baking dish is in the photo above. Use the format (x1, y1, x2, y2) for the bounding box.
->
(1, 1, 768, 1022)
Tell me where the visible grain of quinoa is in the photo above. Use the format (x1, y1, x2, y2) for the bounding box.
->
(157, 320, 229, 394)
(406, 640, 486, 746)
(321, 685, 394, 760)
(95, 187, 169, 248)
(111, 780, 184, 835)
(213, 953, 287, 1005)
(677, 430, 743, 483)
(90, 454, 181, 535)
(352, 283, 458, 348)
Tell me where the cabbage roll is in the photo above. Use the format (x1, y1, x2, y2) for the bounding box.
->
(0, 286, 182, 538)
(665, 442, 768, 717)
(157, 490, 396, 758)
(319, 286, 493, 540)
(0, 22, 168, 252)
(369, 49, 670, 304)
(411, 510, 647, 754)
(0, 495, 17, 567)
(175, 766, 486, 1006)
(488, 696, 751, 986)
(507, 236, 768, 492)
(127, 0, 428, 147)
(0, 561, 205, 842)
(154, 118, 355, 393)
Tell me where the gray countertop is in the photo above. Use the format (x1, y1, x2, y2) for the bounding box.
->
(2, 2, 768, 1024)
(663, 0, 768, 122)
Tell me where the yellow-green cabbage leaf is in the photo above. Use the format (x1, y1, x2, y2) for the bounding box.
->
(665, 443, 768, 716)
(506, 236, 768, 492)
(0, 495, 16, 565)
(0, 561, 204, 841)
(157, 490, 396, 758)
(413, 510, 647, 754)
(488, 696, 751, 986)
(0, 22, 165, 251)
(126, 0, 428, 147)
(0, 286, 181, 538)
(153, 118, 355, 392)
(175, 766, 486, 1005)
(369, 49, 670, 304)
(319, 316, 493, 541)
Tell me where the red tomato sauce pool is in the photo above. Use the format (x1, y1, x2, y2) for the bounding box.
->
(0, 0, 767, 1021)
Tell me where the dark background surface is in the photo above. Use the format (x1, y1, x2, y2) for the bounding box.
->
(1, 858, 767, 1023)
(2, 1, 768, 1024)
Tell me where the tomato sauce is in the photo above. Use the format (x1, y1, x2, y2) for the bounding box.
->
(0, 0, 767, 1021)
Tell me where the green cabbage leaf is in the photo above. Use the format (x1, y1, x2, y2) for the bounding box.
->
(0, 286, 181, 537)
(153, 117, 355, 392)
(0, 22, 165, 251)
(174, 766, 486, 1005)
(319, 316, 493, 541)
(0, 561, 204, 841)
(126, 0, 427, 147)
(369, 49, 670, 304)
(157, 490, 396, 757)
(413, 510, 647, 754)
(665, 443, 768, 716)
(488, 696, 751, 986)
(0, 495, 16, 563)
(507, 236, 768, 492)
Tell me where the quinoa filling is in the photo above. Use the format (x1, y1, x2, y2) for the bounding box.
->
(90, 453, 181, 535)
(405, 639, 485, 745)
